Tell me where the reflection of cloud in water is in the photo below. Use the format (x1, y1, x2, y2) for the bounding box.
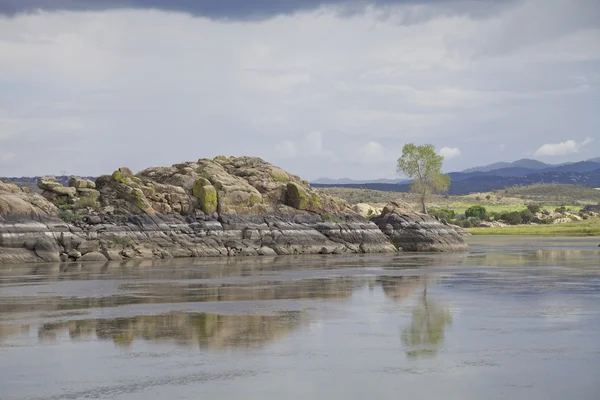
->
(34, 311, 305, 349)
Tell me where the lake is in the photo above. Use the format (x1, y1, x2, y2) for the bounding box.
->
(1, 236, 599, 399)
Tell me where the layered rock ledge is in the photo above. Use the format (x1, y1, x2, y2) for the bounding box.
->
(1, 157, 468, 264)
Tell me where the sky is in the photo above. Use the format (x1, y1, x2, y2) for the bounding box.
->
(0, 0, 598, 180)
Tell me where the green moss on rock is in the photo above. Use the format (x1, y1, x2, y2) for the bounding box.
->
(112, 170, 124, 182)
(310, 193, 321, 207)
(250, 193, 263, 206)
(286, 182, 310, 210)
(192, 178, 218, 214)
(270, 170, 289, 182)
(125, 188, 155, 215)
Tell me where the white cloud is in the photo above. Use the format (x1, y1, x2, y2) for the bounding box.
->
(275, 140, 298, 157)
(439, 147, 461, 159)
(275, 131, 332, 159)
(534, 137, 594, 157)
(360, 141, 386, 165)
(304, 131, 325, 155)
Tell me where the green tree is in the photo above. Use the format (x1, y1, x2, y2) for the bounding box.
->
(520, 208, 534, 224)
(397, 144, 450, 214)
(465, 205, 487, 220)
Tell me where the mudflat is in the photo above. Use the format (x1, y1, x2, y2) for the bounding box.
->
(1, 237, 599, 399)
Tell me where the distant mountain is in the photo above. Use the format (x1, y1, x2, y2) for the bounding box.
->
(547, 161, 600, 173)
(462, 158, 551, 173)
(449, 161, 600, 182)
(312, 177, 407, 185)
(313, 168, 600, 195)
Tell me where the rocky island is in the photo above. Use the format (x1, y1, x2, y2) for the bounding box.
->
(0, 156, 468, 264)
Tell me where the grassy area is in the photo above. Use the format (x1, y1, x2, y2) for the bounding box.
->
(318, 187, 584, 215)
(319, 184, 600, 209)
(467, 218, 600, 236)
(448, 204, 581, 215)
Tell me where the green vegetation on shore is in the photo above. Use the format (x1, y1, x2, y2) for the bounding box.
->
(467, 218, 600, 236)
(318, 184, 600, 208)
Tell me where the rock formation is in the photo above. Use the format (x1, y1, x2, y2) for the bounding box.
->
(1, 157, 468, 264)
(371, 201, 470, 252)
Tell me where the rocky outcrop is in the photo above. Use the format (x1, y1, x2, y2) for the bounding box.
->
(371, 201, 470, 252)
(0, 181, 58, 222)
(1, 157, 469, 264)
(0, 213, 396, 264)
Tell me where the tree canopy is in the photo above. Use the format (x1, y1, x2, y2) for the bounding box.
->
(397, 144, 450, 214)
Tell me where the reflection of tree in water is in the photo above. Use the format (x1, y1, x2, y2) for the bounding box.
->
(401, 285, 452, 359)
(34, 311, 303, 349)
(378, 275, 452, 358)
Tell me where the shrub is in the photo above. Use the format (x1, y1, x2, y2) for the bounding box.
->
(520, 209, 534, 224)
(454, 219, 472, 228)
(501, 211, 523, 225)
(488, 211, 502, 221)
(468, 217, 482, 227)
(321, 213, 346, 224)
(465, 205, 487, 220)
(58, 209, 77, 223)
(555, 206, 567, 213)
(74, 197, 100, 211)
(111, 236, 135, 247)
(429, 208, 456, 223)
(526, 204, 541, 214)
(485, 195, 491, 200)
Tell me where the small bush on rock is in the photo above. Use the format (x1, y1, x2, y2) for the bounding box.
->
(111, 236, 135, 247)
(58, 209, 77, 223)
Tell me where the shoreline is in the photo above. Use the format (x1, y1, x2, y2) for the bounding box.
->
(466, 219, 600, 236)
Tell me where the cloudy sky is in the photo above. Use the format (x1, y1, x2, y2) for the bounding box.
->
(0, 0, 598, 180)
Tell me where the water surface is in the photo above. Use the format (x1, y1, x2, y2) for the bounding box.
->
(1, 237, 599, 399)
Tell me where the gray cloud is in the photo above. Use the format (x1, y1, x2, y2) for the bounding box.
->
(0, 0, 513, 19)
(0, 0, 598, 179)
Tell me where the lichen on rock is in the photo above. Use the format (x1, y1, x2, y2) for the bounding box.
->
(286, 182, 310, 210)
(192, 178, 218, 214)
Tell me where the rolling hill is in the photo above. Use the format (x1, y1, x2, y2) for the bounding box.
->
(313, 168, 600, 195)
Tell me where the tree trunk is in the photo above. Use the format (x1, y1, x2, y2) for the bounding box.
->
(420, 192, 427, 214)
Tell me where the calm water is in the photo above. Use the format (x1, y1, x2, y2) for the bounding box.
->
(1, 236, 599, 399)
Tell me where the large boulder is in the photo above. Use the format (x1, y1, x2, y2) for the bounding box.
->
(371, 201, 469, 252)
(34, 236, 61, 262)
(196, 158, 264, 214)
(0, 181, 58, 221)
(38, 176, 76, 198)
(69, 176, 96, 189)
(192, 178, 218, 214)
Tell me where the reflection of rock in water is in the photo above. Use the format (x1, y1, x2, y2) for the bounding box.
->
(0, 324, 30, 342)
(33, 311, 304, 349)
(2, 276, 364, 315)
(401, 292, 452, 359)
